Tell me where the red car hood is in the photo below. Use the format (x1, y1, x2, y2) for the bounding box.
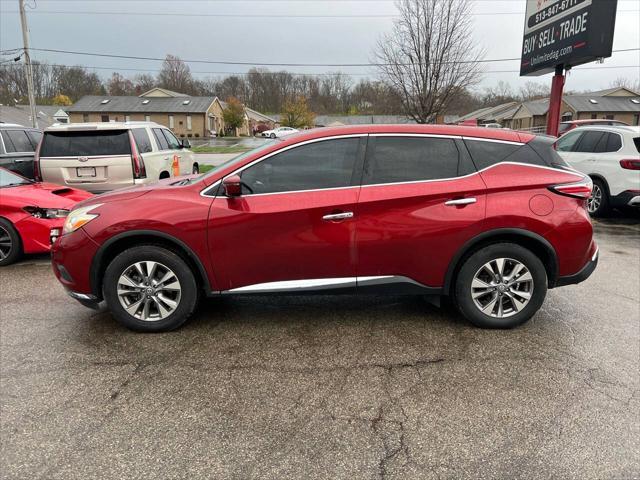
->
(3, 182, 93, 208)
(73, 174, 200, 209)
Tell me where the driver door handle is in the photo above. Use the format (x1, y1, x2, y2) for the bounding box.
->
(445, 197, 477, 206)
(322, 211, 354, 221)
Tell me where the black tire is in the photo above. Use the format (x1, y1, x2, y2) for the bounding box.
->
(0, 218, 22, 267)
(270, 133, 276, 139)
(103, 245, 199, 332)
(159, 171, 170, 180)
(587, 178, 610, 217)
(454, 243, 547, 329)
(192, 163, 199, 174)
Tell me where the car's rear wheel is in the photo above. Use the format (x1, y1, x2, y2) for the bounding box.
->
(0, 219, 22, 267)
(587, 178, 609, 217)
(103, 245, 198, 332)
(454, 243, 547, 329)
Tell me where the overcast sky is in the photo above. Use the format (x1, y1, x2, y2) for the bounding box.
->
(1, 0, 639, 94)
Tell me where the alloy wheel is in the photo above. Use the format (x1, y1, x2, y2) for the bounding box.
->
(587, 184, 602, 213)
(0, 225, 12, 261)
(117, 261, 182, 321)
(470, 258, 534, 318)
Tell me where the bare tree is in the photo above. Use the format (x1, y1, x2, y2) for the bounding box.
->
(157, 54, 193, 93)
(374, 0, 483, 123)
(609, 77, 640, 93)
(519, 81, 548, 101)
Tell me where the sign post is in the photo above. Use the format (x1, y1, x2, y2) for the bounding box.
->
(520, 0, 618, 136)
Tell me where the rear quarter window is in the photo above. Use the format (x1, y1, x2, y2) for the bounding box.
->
(464, 139, 547, 170)
(40, 130, 131, 157)
(132, 128, 153, 153)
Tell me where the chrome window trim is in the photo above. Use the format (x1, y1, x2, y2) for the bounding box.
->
(462, 137, 524, 146)
(200, 160, 583, 198)
(370, 133, 463, 140)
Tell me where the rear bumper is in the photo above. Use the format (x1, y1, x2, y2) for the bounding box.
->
(610, 190, 640, 208)
(555, 245, 598, 287)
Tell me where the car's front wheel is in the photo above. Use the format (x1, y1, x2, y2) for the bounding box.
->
(454, 243, 547, 328)
(270, 133, 276, 139)
(103, 245, 198, 332)
(0, 218, 22, 267)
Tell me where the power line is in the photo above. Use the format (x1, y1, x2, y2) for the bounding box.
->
(2, 61, 638, 77)
(20, 46, 640, 68)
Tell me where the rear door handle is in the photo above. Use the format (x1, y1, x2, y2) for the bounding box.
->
(322, 212, 354, 221)
(445, 197, 477, 206)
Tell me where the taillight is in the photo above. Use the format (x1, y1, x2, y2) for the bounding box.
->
(548, 178, 593, 199)
(619, 159, 640, 170)
(128, 132, 146, 179)
(33, 138, 42, 181)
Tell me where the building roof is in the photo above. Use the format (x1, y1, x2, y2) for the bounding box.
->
(587, 86, 640, 97)
(246, 107, 276, 123)
(67, 96, 216, 113)
(456, 102, 519, 123)
(564, 95, 640, 113)
(0, 105, 64, 128)
(139, 87, 189, 98)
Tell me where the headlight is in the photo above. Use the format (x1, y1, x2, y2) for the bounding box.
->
(23, 207, 70, 219)
(62, 204, 103, 235)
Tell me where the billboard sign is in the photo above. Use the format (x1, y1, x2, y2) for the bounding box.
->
(520, 0, 618, 76)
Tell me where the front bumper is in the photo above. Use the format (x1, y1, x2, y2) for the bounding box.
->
(555, 245, 599, 287)
(67, 290, 102, 309)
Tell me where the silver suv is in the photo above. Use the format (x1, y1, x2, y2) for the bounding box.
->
(36, 122, 198, 193)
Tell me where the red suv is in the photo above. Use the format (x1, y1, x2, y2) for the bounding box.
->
(51, 125, 598, 332)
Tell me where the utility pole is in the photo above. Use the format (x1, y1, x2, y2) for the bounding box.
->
(19, 0, 38, 128)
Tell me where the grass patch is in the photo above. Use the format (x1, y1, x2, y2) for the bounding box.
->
(199, 164, 216, 174)
(191, 145, 251, 154)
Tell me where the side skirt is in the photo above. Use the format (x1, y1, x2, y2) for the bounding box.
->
(217, 276, 442, 296)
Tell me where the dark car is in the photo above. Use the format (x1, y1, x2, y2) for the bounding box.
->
(0, 124, 42, 179)
(51, 125, 598, 333)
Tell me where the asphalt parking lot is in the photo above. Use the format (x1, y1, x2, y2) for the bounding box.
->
(1, 218, 638, 479)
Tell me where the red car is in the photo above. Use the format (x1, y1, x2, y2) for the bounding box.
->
(0, 168, 92, 266)
(51, 125, 598, 332)
(559, 119, 629, 136)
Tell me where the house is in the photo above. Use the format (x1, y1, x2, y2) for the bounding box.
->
(66, 89, 273, 138)
(0, 105, 69, 128)
(458, 87, 640, 131)
(246, 107, 277, 134)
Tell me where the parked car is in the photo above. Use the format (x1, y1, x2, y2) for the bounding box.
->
(0, 167, 92, 266)
(555, 125, 640, 216)
(51, 125, 597, 332)
(0, 123, 42, 179)
(261, 126, 299, 138)
(483, 123, 502, 129)
(558, 119, 629, 136)
(36, 122, 198, 194)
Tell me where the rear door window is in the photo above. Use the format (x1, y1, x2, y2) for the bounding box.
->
(26, 130, 42, 148)
(131, 128, 153, 153)
(152, 128, 169, 151)
(574, 131, 606, 153)
(40, 130, 131, 157)
(605, 133, 622, 152)
(1, 130, 35, 153)
(364, 136, 460, 184)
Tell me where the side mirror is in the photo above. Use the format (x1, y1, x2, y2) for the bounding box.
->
(223, 175, 242, 197)
(181, 138, 191, 149)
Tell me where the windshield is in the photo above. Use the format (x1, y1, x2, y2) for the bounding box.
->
(199, 140, 280, 180)
(0, 168, 32, 187)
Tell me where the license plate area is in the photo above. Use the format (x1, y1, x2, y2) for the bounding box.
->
(76, 167, 96, 178)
